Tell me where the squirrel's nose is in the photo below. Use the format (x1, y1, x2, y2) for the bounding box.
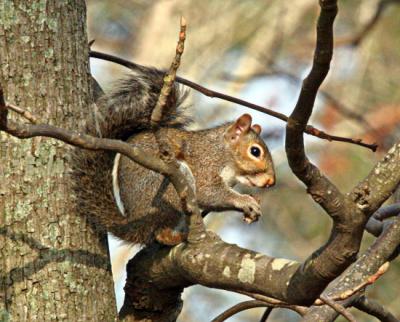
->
(264, 176, 275, 187)
(250, 173, 275, 188)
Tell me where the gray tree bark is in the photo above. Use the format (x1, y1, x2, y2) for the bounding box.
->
(0, 1, 117, 321)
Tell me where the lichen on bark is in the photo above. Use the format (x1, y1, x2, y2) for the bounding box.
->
(0, 1, 118, 321)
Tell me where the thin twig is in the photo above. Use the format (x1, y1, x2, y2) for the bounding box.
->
(319, 295, 357, 322)
(336, 261, 389, 300)
(210, 301, 271, 322)
(259, 307, 273, 322)
(222, 66, 378, 137)
(336, 0, 400, 47)
(150, 17, 206, 243)
(6, 103, 38, 124)
(0, 89, 171, 186)
(89, 50, 377, 151)
(237, 291, 306, 316)
(151, 17, 186, 126)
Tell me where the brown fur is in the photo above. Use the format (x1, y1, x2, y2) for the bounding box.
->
(71, 68, 275, 246)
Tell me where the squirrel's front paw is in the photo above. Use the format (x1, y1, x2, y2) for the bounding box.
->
(235, 195, 261, 224)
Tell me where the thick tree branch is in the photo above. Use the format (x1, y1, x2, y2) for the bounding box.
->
(120, 232, 314, 320)
(302, 189, 400, 321)
(303, 215, 400, 321)
(349, 141, 400, 216)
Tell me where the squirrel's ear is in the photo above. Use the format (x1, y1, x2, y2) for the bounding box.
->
(251, 124, 262, 134)
(234, 114, 252, 134)
(225, 114, 252, 142)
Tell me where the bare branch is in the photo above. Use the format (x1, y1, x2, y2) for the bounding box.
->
(222, 66, 378, 137)
(237, 291, 306, 315)
(149, 17, 206, 243)
(365, 203, 400, 236)
(314, 262, 389, 305)
(353, 296, 399, 322)
(282, 0, 372, 305)
(374, 203, 400, 221)
(336, 0, 400, 47)
(319, 295, 357, 322)
(349, 141, 400, 216)
(259, 307, 273, 322)
(151, 17, 186, 126)
(89, 50, 377, 151)
(6, 103, 38, 124)
(0, 89, 171, 186)
(303, 216, 400, 320)
(286, 0, 338, 189)
(210, 301, 271, 322)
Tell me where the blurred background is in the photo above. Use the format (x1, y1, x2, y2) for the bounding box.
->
(86, 1, 400, 321)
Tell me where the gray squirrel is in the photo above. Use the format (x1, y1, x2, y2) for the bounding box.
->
(71, 67, 275, 245)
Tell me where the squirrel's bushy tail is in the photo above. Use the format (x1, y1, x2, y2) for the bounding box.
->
(70, 68, 187, 243)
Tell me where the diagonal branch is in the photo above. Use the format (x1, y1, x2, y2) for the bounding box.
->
(365, 203, 400, 236)
(353, 296, 399, 322)
(336, 0, 400, 47)
(0, 89, 171, 189)
(259, 308, 273, 322)
(314, 262, 389, 305)
(303, 188, 400, 321)
(222, 66, 378, 137)
(318, 295, 357, 322)
(349, 142, 400, 216)
(89, 50, 377, 151)
(303, 215, 400, 321)
(210, 301, 274, 322)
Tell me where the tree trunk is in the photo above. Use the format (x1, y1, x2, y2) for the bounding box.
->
(0, 1, 117, 321)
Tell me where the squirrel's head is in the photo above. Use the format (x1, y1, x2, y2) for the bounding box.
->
(223, 114, 275, 188)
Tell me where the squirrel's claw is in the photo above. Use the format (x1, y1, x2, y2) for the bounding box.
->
(237, 195, 261, 224)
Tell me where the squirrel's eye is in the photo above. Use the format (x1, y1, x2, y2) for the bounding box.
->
(250, 146, 261, 158)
